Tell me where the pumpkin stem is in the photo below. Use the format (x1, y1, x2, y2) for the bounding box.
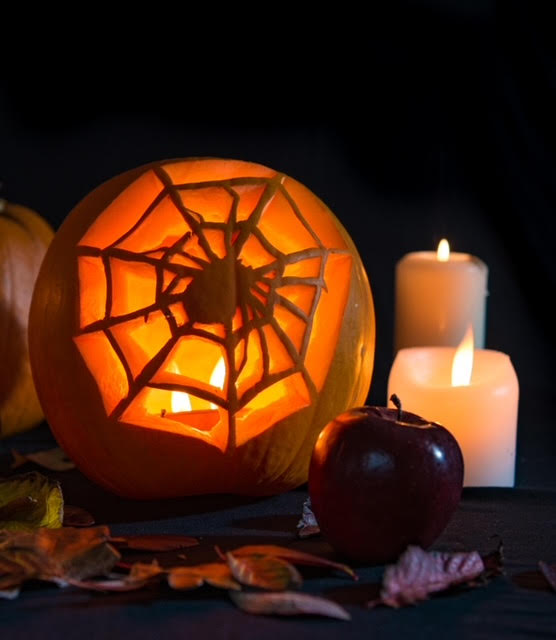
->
(390, 394, 403, 422)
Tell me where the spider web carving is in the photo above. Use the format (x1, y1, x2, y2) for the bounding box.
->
(74, 163, 352, 453)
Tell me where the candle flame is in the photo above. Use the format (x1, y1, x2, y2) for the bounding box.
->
(170, 358, 226, 413)
(171, 389, 193, 413)
(437, 238, 450, 262)
(209, 357, 226, 391)
(451, 325, 474, 387)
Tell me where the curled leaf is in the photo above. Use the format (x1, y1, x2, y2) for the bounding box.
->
(297, 497, 320, 538)
(11, 447, 75, 472)
(0, 472, 63, 531)
(539, 561, 556, 592)
(110, 534, 198, 552)
(226, 552, 302, 591)
(369, 546, 485, 608)
(230, 590, 351, 620)
(230, 545, 357, 580)
(168, 562, 240, 591)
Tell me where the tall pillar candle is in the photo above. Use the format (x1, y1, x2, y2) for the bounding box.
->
(387, 345, 519, 487)
(394, 242, 488, 352)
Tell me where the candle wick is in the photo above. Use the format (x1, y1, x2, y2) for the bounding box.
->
(390, 393, 403, 422)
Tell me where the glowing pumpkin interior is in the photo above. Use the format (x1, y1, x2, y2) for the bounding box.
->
(73, 161, 353, 453)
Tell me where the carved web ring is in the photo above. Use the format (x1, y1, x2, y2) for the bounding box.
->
(76, 166, 346, 452)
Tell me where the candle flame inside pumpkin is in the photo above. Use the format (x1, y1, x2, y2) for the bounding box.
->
(437, 238, 450, 262)
(171, 358, 227, 413)
(451, 325, 474, 387)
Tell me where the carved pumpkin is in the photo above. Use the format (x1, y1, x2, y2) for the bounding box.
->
(0, 199, 54, 439)
(29, 159, 375, 498)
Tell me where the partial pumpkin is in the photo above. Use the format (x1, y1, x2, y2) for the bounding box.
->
(0, 200, 54, 438)
(29, 158, 375, 498)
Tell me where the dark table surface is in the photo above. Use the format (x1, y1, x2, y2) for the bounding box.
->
(1, 426, 555, 639)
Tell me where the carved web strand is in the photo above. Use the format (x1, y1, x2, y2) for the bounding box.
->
(106, 189, 168, 250)
(268, 315, 318, 403)
(102, 254, 112, 319)
(147, 382, 228, 410)
(77, 245, 201, 278)
(153, 167, 219, 263)
(300, 252, 329, 361)
(275, 295, 309, 322)
(232, 176, 284, 254)
(79, 291, 191, 335)
(104, 328, 134, 393)
(278, 183, 326, 250)
(225, 190, 240, 253)
(223, 314, 238, 452)
(257, 324, 270, 378)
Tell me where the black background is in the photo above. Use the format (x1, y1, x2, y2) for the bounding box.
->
(2, 1, 555, 488)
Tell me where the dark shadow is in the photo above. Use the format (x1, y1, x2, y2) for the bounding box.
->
(512, 570, 553, 593)
(325, 582, 381, 607)
(232, 514, 300, 533)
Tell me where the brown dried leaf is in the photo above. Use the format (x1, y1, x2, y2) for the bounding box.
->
(539, 561, 556, 591)
(230, 590, 351, 620)
(167, 568, 204, 590)
(63, 505, 95, 527)
(226, 552, 302, 591)
(0, 526, 120, 595)
(369, 546, 486, 608)
(111, 534, 198, 552)
(230, 545, 357, 580)
(168, 563, 240, 591)
(11, 447, 75, 471)
(297, 497, 320, 538)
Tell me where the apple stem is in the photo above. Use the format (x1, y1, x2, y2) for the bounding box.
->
(390, 394, 403, 421)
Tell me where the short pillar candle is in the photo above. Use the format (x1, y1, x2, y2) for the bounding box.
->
(394, 240, 488, 352)
(387, 340, 519, 487)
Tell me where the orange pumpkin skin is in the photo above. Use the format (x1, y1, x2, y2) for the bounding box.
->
(29, 159, 375, 498)
(0, 200, 54, 439)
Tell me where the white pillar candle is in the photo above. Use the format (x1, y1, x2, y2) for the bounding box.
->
(394, 241, 488, 352)
(387, 342, 519, 487)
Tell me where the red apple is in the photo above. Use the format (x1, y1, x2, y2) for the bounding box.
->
(308, 397, 464, 564)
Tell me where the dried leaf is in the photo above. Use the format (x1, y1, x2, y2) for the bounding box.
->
(230, 545, 357, 580)
(0, 526, 120, 595)
(11, 447, 75, 471)
(0, 472, 63, 531)
(63, 505, 95, 527)
(539, 561, 556, 591)
(69, 560, 163, 592)
(167, 569, 204, 590)
(111, 534, 198, 552)
(226, 552, 302, 591)
(297, 497, 320, 538)
(168, 563, 240, 591)
(230, 590, 351, 620)
(481, 541, 504, 580)
(369, 546, 485, 608)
